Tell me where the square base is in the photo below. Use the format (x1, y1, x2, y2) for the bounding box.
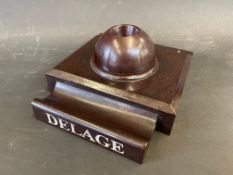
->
(32, 35, 192, 163)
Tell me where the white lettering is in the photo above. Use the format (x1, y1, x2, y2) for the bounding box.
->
(82, 130, 96, 143)
(111, 140, 124, 154)
(44, 113, 124, 154)
(45, 113, 58, 125)
(58, 118, 70, 131)
(95, 135, 110, 148)
(70, 123, 82, 136)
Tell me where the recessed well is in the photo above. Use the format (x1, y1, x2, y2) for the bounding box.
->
(110, 24, 139, 37)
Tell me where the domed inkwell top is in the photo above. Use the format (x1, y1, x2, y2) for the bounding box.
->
(91, 24, 159, 82)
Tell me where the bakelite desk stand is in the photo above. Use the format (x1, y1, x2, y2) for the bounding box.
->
(32, 25, 193, 163)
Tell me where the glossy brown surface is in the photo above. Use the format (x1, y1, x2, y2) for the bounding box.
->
(92, 24, 158, 82)
(32, 80, 156, 163)
(44, 34, 192, 135)
(55, 35, 192, 113)
(32, 33, 192, 163)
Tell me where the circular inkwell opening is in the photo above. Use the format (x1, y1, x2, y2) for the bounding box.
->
(110, 24, 139, 37)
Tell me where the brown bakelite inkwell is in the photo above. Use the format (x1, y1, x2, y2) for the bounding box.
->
(32, 24, 193, 163)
